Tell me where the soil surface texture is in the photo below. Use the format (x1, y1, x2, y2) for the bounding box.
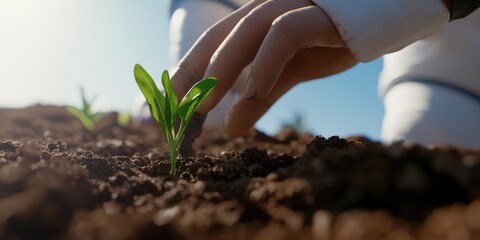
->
(1, 105, 480, 240)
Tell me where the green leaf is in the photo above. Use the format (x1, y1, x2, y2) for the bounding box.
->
(92, 112, 105, 124)
(133, 64, 168, 133)
(117, 112, 131, 127)
(80, 87, 91, 113)
(178, 77, 217, 124)
(161, 70, 178, 131)
(66, 105, 95, 130)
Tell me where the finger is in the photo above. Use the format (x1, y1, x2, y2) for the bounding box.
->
(224, 73, 294, 138)
(283, 48, 357, 81)
(244, 6, 345, 100)
(224, 47, 356, 137)
(197, 0, 313, 113)
(170, 0, 265, 99)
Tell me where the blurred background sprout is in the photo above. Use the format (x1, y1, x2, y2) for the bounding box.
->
(65, 87, 104, 131)
(280, 111, 309, 133)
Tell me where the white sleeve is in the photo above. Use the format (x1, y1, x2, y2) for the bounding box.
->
(310, 0, 450, 62)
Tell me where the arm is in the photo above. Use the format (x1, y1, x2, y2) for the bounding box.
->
(311, 0, 480, 62)
(311, 0, 450, 62)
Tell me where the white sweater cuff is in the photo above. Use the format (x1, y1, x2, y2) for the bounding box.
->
(311, 0, 450, 62)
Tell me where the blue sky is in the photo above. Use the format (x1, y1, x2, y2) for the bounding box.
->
(0, 0, 384, 140)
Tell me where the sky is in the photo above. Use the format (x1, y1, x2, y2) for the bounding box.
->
(0, 0, 384, 140)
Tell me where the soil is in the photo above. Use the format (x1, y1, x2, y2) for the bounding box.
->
(1, 105, 480, 240)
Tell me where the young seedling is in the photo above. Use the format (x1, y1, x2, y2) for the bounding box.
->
(280, 111, 309, 133)
(133, 64, 217, 175)
(65, 87, 104, 131)
(117, 111, 132, 127)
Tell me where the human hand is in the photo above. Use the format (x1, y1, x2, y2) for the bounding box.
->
(170, 0, 357, 137)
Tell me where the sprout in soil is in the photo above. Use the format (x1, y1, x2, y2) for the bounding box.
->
(280, 111, 309, 133)
(65, 87, 104, 131)
(133, 64, 217, 175)
(117, 111, 131, 127)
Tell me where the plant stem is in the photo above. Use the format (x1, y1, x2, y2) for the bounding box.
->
(164, 131, 177, 175)
(170, 144, 177, 175)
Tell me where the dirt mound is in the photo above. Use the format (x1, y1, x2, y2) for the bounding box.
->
(0, 105, 479, 240)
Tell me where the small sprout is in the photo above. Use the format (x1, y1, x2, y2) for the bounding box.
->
(65, 87, 104, 131)
(117, 111, 131, 127)
(281, 111, 309, 133)
(133, 64, 216, 175)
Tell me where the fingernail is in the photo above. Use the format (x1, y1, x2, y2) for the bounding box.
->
(244, 77, 256, 99)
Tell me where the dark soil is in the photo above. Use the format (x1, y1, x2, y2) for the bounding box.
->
(1, 105, 480, 240)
